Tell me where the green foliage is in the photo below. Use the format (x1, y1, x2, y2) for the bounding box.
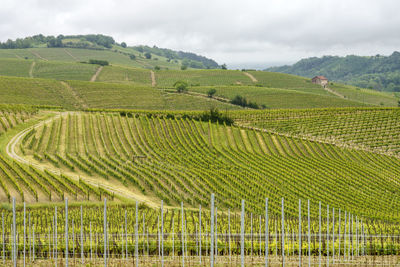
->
(200, 108, 233, 125)
(231, 95, 260, 109)
(221, 63, 227, 70)
(207, 88, 217, 98)
(154, 66, 161, 71)
(121, 42, 127, 48)
(144, 52, 152, 59)
(88, 59, 109, 66)
(129, 54, 136, 60)
(267, 52, 400, 92)
(173, 80, 189, 93)
(180, 64, 188, 70)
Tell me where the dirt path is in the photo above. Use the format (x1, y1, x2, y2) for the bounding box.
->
(31, 51, 48, 61)
(60, 81, 88, 109)
(29, 61, 35, 78)
(6, 113, 159, 207)
(90, 66, 103, 82)
(150, 70, 156, 87)
(243, 72, 258, 82)
(14, 54, 23, 59)
(63, 48, 79, 61)
(324, 86, 345, 98)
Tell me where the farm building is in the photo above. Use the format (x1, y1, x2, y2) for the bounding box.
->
(312, 76, 328, 87)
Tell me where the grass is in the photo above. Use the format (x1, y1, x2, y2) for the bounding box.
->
(330, 83, 399, 106)
(190, 85, 368, 109)
(0, 58, 33, 77)
(0, 76, 76, 109)
(33, 60, 98, 81)
(155, 69, 254, 87)
(96, 65, 152, 85)
(66, 80, 238, 110)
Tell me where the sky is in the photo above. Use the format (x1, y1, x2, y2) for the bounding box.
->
(1, 0, 400, 69)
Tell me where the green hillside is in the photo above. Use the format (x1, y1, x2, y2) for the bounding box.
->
(267, 52, 400, 92)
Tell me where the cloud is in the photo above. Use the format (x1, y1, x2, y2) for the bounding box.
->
(1, 0, 399, 68)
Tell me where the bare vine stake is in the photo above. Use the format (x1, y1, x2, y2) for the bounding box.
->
(161, 200, 164, 267)
(29, 213, 31, 262)
(65, 198, 68, 267)
(24, 202, 26, 267)
(344, 211, 347, 261)
(1, 212, 3, 265)
(12, 198, 16, 267)
(298, 199, 301, 266)
(181, 201, 185, 267)
(211, 195, 214, 267)
(72, 219, 75, 261)
(327, 205, 329, 267)
(55, 207, 57, 266)
(338, 209, 341, 260)
(215, 206, 218, 263)
(135, 201, 139, 267)
(250, 213, 253, 259)
(332, 208, 335, 263)
(81, 206, 84, 264)
(319, 201, 321, 267)
(259, 215, 262, 258)
(104, 198, 107, 267)
(281, 198, 285, 267)
(199, 205, 202, 264)
(228, 209, 231, 263)
(32, 224, 35, 262)
(143, 213, 145, 256)
(240, 199, 244, 267)
(356, 216, 359, 257)
(90, 222, 92, 261)
(265, 198, 269, 267)
(308, 200, 310, 267)
(125, 210, 127, 261)
(158, 216, 160, 258)
(172, 217, 175, 259)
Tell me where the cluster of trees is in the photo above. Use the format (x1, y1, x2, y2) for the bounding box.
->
(0, 34, 115, 49)
(267, 52, 400, 92)
(133, 45, 220, 69)
(200, 108, 233, 125)
(231, 95, 264, 109)
(88, 59, 109, 66)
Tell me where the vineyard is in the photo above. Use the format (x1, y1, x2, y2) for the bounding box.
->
(231, 107, 400, 157)
(11, 111, 400, 222)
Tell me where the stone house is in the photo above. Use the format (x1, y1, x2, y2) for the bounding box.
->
(312, 76, 329, 87)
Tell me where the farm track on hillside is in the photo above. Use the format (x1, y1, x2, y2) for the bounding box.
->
(28, 61, 35, 78)
(5, 112, 160, 207)
(90, 66, 103, 82)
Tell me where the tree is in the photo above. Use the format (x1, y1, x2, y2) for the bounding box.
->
(207, 88, 217, 98)
(174, 81, 188, 93)
(221, 63, 227, 70)
(144, 52, 152, 59)
(129, 54, 136, 60)
(121, 42, 127, 48)
(154, 66, 161, 71)
(181, 65, 188, 70)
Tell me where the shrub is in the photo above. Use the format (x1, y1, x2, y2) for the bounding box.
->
(144, 52, 152, 59)
(174, 81, 189, 93)
(200, 108, 233, 125)
(88, 59, 109, 66)
(129, 54, 136, 60)
(207, 88, 217, 98)
(121, 42, 127, 48)
(154, 66, 161, 71)
(181, 64, 188, 70)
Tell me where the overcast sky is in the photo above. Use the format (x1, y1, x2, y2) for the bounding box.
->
(1, 0, 400, 69)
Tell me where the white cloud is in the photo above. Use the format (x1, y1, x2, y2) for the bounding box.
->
(0, 0, 399, 68)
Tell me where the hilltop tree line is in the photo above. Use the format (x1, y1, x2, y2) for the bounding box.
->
(133, 45, 220, 69)
(267, 52, 400, 92)
(0, 34, 115, 49)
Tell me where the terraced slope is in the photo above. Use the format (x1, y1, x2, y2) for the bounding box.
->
(15, 112, 400, 221)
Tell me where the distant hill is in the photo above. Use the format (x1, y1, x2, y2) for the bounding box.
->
(266, 52, 400, 92)
(0, 34, 220, 69)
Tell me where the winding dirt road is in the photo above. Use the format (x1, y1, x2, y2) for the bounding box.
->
(243, 72, 258, 82)
(5, 113, 159, 207)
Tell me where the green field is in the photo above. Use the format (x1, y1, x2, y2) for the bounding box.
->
(33, 60, 98, 80)
(190, 85, 366, 109)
